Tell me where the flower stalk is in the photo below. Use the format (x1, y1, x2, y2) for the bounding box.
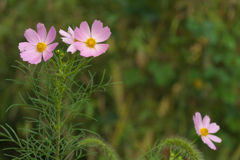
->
(55, 105, 61, 160)
(55, 68, 62, 160)
(54, 55, 88, 159)
(54, 55, 65, 160)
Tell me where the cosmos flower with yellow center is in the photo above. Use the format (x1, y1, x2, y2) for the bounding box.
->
(193, 112, 222, 150)
(73, 20, 111, 57)
(19, 23, 58, 64)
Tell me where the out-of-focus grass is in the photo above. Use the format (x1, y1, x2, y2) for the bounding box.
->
(1, 0, 240, 159)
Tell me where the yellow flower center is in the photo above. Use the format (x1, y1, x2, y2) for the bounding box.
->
(86, 38, 96, 48)
(200, 128, 208, 136)
(36, 42, 47, 52)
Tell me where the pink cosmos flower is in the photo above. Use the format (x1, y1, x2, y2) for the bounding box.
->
(19, 23, 58, 64)
(74, 20, 111, 57)
(59, 27, 77, 54)
(193, 112, 222, 150)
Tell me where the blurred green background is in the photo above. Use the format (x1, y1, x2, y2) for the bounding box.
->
(1, 0, 240, 159)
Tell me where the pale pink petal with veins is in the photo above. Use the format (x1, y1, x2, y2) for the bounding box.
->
(19, 23, 58, 64)
(74, 20, 111, 57)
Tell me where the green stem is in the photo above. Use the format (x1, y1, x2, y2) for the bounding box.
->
(50, 58, 59, 72)
(55, 104, 61, 160)
(59, 57, 88, 127)
(64, 57, 87, 76)
(55, 57, 65, 160)
(173, 136, 199, 159)
(43, 107, 55, 126)
(190, 136, 199, 145)
(66, 54, 75, 72)
(50, 57, 62, 160)
(54, 56, 87, 159)
(61, 111, 72, 127)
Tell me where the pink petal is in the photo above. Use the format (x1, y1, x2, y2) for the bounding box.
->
(207, 135, 222, 143)
(91, 20, 103, 39)
(90, 48, 101, 57)
(80, 47, 92, 57)
(92, 50, 103, 57)
(45, 26, 56, 45)
(59, 29, 71, 38)
(82, 47, 102, 57)
(37, 23, 47, 42)
(202, 115, 210, 128)
(201, 136, 207, 143)
(194, 125, 201, 135)
(43, 50, 53, 62)
(61, 37, 74, 44)
(94, 44, 109, 56)
(28, 52, 42, 64)
(67, 43, 77, 54)
(74, 42, 86, 51)
(204, 137, 217, 150)
(80, 21, 90, 39)
(68, 26, 74, 36)
(24, 29, 40, 45)
(193, 115, 200, 134)
(195, 112, 203, 129)
(46, 43, 58, 52)
(95, 26, 111, 42)
(18, 42, 35, 52)
(208, 123, 220, 133)
(20, 50, 38, 61)
(74, 27, 87, 42)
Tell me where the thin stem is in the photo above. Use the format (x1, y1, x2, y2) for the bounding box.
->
(190, 136, 199, 145)
(138, 145, 161, 159)
(55, 109, 60, 160)
(55, 56, 87, 159)
(55, 57, 64, 160)
(60, 61, 63, 73)
(61, 111, 73, 127)
(60, 57, 88, 127)
(50, 57, 62, 160)
(50, 58, 59, 72)
(43, 107, 55, 126)
(64, 57, 87, 76)
(173, 136, 199, 159)
(66, 54, 75, 72)
(55, 104, 61, 160)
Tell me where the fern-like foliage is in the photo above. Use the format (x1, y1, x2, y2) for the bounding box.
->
(2, 50, 116, 159)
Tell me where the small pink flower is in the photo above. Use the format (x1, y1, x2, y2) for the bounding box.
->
(74, 20, 111, 57)
(193, 112, 222, 150)
(59, 27, 77, 54)
(19, 23, 58, 64)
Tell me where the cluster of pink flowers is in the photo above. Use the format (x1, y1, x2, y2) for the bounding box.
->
(19, 20, 111, 64)
(18, 20, 222, 152)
